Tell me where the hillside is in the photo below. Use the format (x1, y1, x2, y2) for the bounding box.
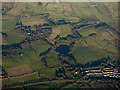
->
(2, 2, 119, 89)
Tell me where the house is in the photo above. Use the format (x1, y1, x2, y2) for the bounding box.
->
(56, 0, 60, 3)
(46, 3, 53, 6)
(21, 54, 23, 56)
(92, 4, 98, 7)
(27, 33, 30, 35)
(75, 72, 78, 74)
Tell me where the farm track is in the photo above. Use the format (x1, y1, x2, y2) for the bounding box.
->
(3, 71, 39, 80)
(63, 83, 77, 88)
(7, 79, 75, 89)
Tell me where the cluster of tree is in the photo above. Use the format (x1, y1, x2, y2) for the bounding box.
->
(40, 47, 51, 56)
(38, 2, 42, 6)
(95, 23, 108, 28)
(89, 33, 96, 36)
(55, 67, 66, 78)
(2, 32, 7, 38)
(72, 30, 82, 38)
(55, 54, 81, 79)
(2, 3, 14, 16)
(2, 67, 8, 78)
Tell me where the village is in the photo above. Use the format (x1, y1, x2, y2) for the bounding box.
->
(85, 67, 120, 78)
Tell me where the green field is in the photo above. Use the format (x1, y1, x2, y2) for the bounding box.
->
(21, 16, 47, 26)
(2, 16, 25, 44)
(31, 40, 51, 56)
(77, 26, 97, 37)
(3, 46, 45, 71)
(60, 25, 72, 37)
(46, 51, 59, 67)
(39, 68, 58, 79)
(71, 46, 111, 64)
(48, 25, 72, 41)
(2, 16, 16, 32)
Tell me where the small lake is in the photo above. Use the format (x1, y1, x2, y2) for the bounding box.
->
(55, 45, 70, 55)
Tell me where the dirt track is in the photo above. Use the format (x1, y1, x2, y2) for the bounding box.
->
(8, 79, 75, 88)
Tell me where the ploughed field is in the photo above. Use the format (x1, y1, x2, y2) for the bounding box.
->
(2, 2, 119, 89)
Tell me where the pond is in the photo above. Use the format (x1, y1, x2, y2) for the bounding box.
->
(55, 45, 70, 55)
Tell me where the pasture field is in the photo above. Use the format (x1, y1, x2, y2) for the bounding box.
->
(7, 2, 45, 16)
(91, 34, 108, 47)
(77, 26, 97, 37)
(73, 36, 118, 64)
(2, 16, 25, 44)
(67, 2, 118, 24)
(2, 16, 16, 32)
(39, 68, 58, 79)
(71, 46, 111, 64)
(47, 26, 61, 40)
(45, 3, 64, 13)
(48, 25, 72, 41)
(85, 38, 103, 49)
(31, 40, 50, 56)
(104, 44, 118, 54)
(21, 16, 47, 26)
(60, 25, 72, 37)
(46, 50, 59, 67)
(4, 31, 26, 44)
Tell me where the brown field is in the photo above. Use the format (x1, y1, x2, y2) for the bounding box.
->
(6, 64, 32, 76)
(47, 25, 61, 40)
(22, 20, 46, 26)
(63, 3, 72, 12)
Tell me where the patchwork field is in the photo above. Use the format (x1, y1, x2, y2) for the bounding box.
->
(2, 46, 45, 71)
(48, 24, 72, 41)
(2, 2, 119, 89)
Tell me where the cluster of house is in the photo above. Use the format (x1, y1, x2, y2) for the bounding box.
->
(102, 68, 119, 78)
(85, 68, 120, 78)
(92, 4, 98, 7)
